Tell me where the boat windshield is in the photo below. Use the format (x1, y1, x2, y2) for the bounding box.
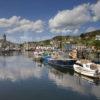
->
(75, 63, 83, 67)
(86, 64, 90, 68)
(90, 64, 97, 70)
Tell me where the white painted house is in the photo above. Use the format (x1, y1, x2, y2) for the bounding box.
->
(95, 35, 100, 40)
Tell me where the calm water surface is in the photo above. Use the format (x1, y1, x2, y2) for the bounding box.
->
(0, 52, 100, 100)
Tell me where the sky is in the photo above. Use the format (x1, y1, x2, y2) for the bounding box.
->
(0, 0, 100, 43)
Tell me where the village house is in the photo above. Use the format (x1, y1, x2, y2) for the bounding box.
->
(95, 35, 100, 40)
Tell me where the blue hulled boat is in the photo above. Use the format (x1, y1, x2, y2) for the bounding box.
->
(48, 59, 76, 69)
(41, 55, 52, 63)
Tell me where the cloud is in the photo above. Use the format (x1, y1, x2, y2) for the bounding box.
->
(50, 28, 79, 36)
(91, 1, 100, 21)
(0, 16, 44, 33)
(86, 26, 97, 32)
(20, 35, 33, 42)
(0, 16, 20, 27)
(6, 19, 44, 33)
(49, 1, 100, 35)
(49, 4, 92, 35)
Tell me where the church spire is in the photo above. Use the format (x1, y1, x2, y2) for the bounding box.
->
(3, 34, 6, 42)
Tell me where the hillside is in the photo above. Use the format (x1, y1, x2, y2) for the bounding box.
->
(80, 30, 100, 39)
(23, 29, 100, 50)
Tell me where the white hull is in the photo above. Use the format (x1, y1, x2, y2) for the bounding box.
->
(74, 64, 100, 78)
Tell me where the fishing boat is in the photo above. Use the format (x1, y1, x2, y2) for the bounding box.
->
(73, 60, 100, 78)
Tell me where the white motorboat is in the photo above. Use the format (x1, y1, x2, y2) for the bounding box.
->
(73, 60, 100, 78)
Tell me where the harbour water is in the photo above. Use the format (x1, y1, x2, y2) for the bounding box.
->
(0, 52, 100, 100)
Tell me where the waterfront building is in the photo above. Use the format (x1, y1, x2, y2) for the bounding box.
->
(95, 35, 100, 40)
(23, 42, 36, 51)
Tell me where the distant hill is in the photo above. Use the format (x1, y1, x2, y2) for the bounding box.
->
(50, 30, 100, 41)
(52, 35, 70, 41)
(80, 30, 100, 39)
(41, 30, 100, 46)
(21, 29, 100, 47)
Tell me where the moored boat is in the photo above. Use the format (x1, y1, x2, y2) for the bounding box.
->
(73, 60, 100, 78)
(41, 51, 52, 63)
(48, 59, 76, 69)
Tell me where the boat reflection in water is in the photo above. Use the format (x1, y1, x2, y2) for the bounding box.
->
(74, 72, 100, 85)
(48, 66, 100, 99)
(47, 61, 100, 86)
(48, 64, 74, 75)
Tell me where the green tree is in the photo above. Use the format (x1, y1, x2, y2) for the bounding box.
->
(93, 40, 100, 50)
